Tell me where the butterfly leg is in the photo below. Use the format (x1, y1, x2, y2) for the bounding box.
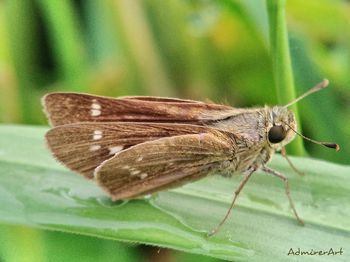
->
(281, 147, 304, 176)
(207, 166, 257, 237)
(262, 166, 304, 225)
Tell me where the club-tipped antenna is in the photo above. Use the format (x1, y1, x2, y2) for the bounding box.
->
(284, 79, 329, 108)
(283, 122, 340, 151)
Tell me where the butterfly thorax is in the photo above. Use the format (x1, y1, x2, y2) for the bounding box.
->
(211, 106, 297, 175)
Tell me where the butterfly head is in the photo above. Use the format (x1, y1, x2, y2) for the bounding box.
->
(266, 106, 296, 150)
(264, 79, 339, 152)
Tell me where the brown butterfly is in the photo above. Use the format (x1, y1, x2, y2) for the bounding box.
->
(42, 79, 339, 236)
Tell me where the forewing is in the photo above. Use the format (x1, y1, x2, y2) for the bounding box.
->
(95, 131, 237, 200)
(42, 93, 235, 126)
(45, 122, 220, 179)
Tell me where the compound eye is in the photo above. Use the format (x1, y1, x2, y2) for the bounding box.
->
(268, 125, 286, 144)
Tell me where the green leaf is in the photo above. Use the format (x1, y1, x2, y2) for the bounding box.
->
(0, 124, 349, 261)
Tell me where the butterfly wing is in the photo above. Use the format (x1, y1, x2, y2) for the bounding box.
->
(42, 93, 235, 126)
(45, 122, 224, 179)
(95, 131, 237, 200)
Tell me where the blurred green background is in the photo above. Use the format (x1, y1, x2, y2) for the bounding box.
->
(0, 0, 349, 261)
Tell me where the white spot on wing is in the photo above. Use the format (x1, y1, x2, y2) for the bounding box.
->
(92, 104, 100, 109)
(91, 99, 102, 116)
(131, 169, 141, 176)
(109, 146, 124, 155)
(122, 165, 130, 170)
(137, 156, 143, 162)
(91, 99, 101, 109)
(89, 145, 101, 151)
(91, 109, 101, 116)
(93, 130, 103, 140)
(140, 173, 148, 179)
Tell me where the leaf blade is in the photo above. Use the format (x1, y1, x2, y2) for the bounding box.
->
(0, 124, 349, 261)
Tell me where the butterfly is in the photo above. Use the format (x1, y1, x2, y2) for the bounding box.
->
(42, 79, 338, 235)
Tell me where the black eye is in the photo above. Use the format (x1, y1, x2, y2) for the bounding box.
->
(268, 125, 286, 144)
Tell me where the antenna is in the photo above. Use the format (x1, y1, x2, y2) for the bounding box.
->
(283, 122, 340, 151)
(284, 79, 329, 108)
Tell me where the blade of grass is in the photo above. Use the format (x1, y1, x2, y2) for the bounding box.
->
(0, 225, 45, 262)
(4, 0, 39, 123)
(0, 124, 349, 261)
(112, 0, 175, 96)
(84, 0, 122, 64)
(267, 0, 305, 156)
(40, 229, 143, 262)
(290, 35, 349, 164)
(0, 2, 20, 123)
(145, 0, 215, 98)
(36, 0, 88, 91)
(0, 224, 144, 262)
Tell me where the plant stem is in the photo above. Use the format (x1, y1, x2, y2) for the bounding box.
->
(267, 0, 305, 155)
